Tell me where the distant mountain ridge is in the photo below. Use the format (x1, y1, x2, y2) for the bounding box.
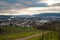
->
(33, 13, 60, 17)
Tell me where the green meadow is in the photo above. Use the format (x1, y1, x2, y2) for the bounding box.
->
(0, 26, 41, 40)
(27, 31, 59, 40)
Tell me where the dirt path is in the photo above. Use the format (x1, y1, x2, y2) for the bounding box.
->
(15, 31, 50, 40)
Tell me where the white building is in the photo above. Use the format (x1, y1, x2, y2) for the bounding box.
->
(39, 20, 50, 23)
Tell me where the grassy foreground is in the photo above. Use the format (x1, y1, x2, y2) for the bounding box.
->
(0, 26, 41, 40)
(27, 31, 59, 40)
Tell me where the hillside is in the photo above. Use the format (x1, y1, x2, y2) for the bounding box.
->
(33, 13, 60, 17)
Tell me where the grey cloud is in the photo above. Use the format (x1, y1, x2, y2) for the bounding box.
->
(51, 3, 60, 6)
(0, 0, 48, 14)
(0, 0, 48, 10)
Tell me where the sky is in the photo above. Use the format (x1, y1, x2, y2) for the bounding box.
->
(0, 0, 60, 15)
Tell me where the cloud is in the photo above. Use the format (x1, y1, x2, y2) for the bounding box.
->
(51, 3, 60, 6)
(40, 0, 60, 6)
(0, 0, 60, 15)
(17, 6, 60, 15)
(0, 6, 60, 15)
(0, 0, 48, 10)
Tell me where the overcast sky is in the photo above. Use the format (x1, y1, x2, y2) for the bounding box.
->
(0, 0, 60, 15)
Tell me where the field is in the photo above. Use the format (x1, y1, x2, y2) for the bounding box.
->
(27, 31, 59, 40)
(0, 21, 60, 40)
(27, 21, 60, 40)
(0, 26, 41, 40)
